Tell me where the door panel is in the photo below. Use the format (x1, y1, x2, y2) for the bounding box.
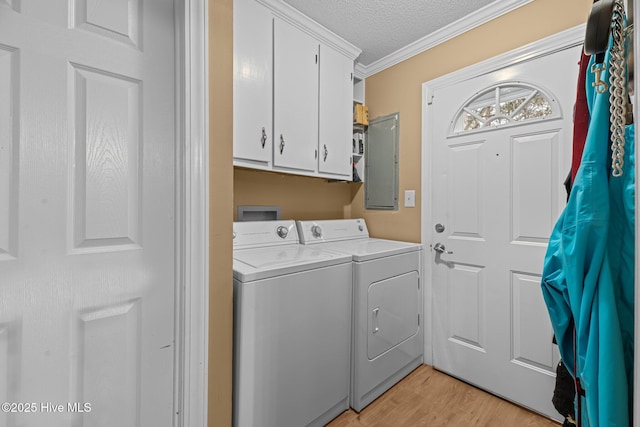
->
(78, 300, 141, 425)
(0, 45, 17, 260)
(447, 263, 485, 351)
(367, 271, 420, 359)
(449, 139, 486, 239)
(70, 63, 142, 251)
(72, 0, 141, 47)
(0, 2, 176, 426)
(430, 45, 581, 419)
(511, 271, 556, 373)
(510, 132, 561, 244)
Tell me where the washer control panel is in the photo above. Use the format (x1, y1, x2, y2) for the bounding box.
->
(233, 220, 298, 248)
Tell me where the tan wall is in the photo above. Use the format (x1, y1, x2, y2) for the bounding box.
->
(234, 168, 356, 220)
(351, 0, 593, 243)
(209, 0, 233, 425)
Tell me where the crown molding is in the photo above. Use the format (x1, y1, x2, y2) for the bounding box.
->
(423, 24, 585, 105)
(257, 0, 362, 60)
(358, 0, 534, 78)
(354, 63, 367, 80)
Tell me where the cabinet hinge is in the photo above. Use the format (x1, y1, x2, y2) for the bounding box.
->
(427, 92, 435, 105)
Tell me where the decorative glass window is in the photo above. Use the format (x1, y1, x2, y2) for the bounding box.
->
(450, 83, 559, 134)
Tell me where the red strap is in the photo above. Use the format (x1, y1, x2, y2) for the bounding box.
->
(571, 53, 591, 182)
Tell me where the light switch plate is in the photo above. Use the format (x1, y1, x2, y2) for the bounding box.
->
(404, 190, 415, 208)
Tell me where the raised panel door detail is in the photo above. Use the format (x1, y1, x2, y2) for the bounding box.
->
(448, 263, 485, 351)
(0, 46, 18, 260)
(1, 0, 20, 12)
(71, 0, 141, 48)
(0, 326, 7, 427)
(75, 301, 141, 426)
(449, 141, 485, 240)
(69, 63, 141, 253)
(0, 322, 20, 427)
(510, 271, 556, 373)
(273, 18, 318, 172)
(510, 131, 559, 245)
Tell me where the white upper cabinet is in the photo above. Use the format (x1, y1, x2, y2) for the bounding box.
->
(273, 18, 319, 172)
(233, 0, 361, 180)
(319, 44, 354, 177)
(233, 0, 273, 168)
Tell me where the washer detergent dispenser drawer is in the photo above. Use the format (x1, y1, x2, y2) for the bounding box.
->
(368, 271, 420, 359)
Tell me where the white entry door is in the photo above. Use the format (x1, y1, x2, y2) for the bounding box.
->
(0, 1, 177, 426)
(429, 44, 581, 418)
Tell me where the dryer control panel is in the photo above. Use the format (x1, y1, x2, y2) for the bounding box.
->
(297, 218, 369, 244)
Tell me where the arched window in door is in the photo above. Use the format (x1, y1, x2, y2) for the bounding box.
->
(450, 82, 560, 135)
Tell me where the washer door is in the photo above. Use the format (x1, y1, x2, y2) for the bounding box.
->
(367, 271, 420, 360)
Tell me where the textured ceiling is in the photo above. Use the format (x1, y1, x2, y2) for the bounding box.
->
(280, 0, 496, 66)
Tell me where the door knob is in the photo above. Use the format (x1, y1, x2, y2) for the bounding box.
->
(433, 243, 453, 254)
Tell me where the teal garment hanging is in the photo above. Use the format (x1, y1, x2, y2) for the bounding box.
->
(541, 47, 635, 426)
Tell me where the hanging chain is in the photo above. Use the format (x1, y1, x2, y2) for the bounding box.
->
(609, 0, 627, 177)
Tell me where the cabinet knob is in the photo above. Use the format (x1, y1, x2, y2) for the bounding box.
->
(261, 127, 267, 148)
(323, 144, 328, 162)
(279, 134, 285, 154)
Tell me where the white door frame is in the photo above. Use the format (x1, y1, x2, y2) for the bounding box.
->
(176, 1, 209, 426)
(420, 25, 584, 365)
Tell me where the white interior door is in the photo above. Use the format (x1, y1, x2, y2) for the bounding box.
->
(429, 45, 581, 419)
(0, 1, 177, 426)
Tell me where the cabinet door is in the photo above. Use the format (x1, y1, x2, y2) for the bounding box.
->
(319, 45, 353, 178)
(233, 0, 272, 166)
(273, 18, 319, 172)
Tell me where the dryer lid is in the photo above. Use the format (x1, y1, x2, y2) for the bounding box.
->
(328, 238, 422, 261)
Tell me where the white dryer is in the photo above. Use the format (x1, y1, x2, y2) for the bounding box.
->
(232, 220, 352, 427)
(297, 218, 423, 412)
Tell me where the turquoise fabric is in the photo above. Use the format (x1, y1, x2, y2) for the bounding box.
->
(541, 48, 635, 426)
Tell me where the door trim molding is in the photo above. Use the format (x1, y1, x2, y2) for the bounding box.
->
(176, 1, 209, 426)
(420, 24, 585, 366)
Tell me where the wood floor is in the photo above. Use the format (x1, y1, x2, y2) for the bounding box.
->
(327, 365, 561, 427)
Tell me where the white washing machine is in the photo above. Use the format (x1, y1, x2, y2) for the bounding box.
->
(297, 218, 423, 412)
(232, 220, 352, 427)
